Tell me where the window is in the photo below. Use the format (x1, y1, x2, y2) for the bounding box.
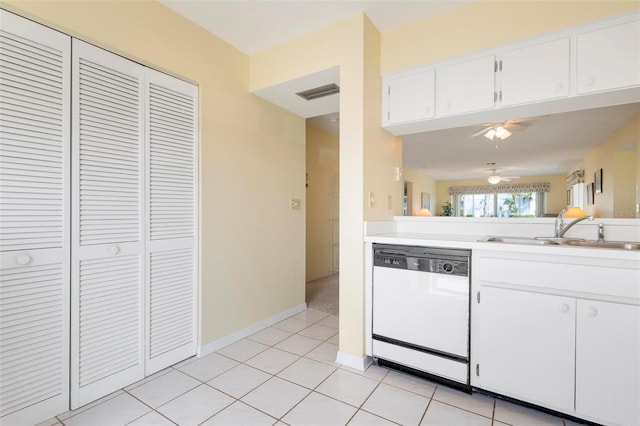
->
(457, 192, 539, 217)
(449, 182, 550, 217)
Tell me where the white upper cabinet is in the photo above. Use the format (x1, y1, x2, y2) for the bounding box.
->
(575, 300, 640, 426)
(577, 20, 640, 94)
(383, 69, 435, 125)
(381, 12, 639, 135)
(501, 38, 570, 106)
(436, 55, 495, 116)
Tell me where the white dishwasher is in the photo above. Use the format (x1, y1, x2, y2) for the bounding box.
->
(372, 243, 471, 391)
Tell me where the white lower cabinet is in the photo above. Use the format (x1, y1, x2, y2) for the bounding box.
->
(476, 287, 576, 412)
(575, 300, 640, 426)
(475, 252, 640, 426)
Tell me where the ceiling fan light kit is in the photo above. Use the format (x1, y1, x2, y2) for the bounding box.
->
(483, 125, 512, 141)
(487, 175, 502, 184)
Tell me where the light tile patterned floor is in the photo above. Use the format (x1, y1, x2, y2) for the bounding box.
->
(44, 309, 581, 426)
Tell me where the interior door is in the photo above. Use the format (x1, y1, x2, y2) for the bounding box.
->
(144, 68, 198, 374)
(0, 10, 71, 425)
(71, 39, 145, 408)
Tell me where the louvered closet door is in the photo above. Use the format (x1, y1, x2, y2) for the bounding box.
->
(0, 10, 71, 426)
(145, 69, 198, 375)
(71, 40, 145, 408)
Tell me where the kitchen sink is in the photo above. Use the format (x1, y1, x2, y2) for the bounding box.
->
(481, 236, 640, 250)
(480, 236, 562, 245)
(561, 240, 640, 250)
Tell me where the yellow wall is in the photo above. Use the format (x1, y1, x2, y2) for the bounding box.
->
(306, 125, 339, 282)
(251, 14, 400, 358)
(573, 113, 640, 218)
(403, 168, 438, 215)
(381, 0, 639, 74)
(0, 0, 306, 346)
(436, 174, 567, 216)
(614, 151, 637, 218)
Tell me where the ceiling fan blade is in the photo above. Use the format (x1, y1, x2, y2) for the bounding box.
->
(505, 122, 529, 131)
(471, 127, 491, 137)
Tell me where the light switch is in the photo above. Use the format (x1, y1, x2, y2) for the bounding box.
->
(290, 198, 301, 210)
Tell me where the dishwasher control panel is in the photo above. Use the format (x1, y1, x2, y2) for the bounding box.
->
(373, 244, 470, 277)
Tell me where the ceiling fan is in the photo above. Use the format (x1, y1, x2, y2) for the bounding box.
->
(486, 168, 520, 184)
(471, 119, 531, 141)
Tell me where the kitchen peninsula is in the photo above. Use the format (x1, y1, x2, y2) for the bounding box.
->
(364, 216, 640, 426)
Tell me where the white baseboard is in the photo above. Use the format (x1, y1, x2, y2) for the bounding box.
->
(335, 351, 372, 371)
(197, 303, 307, 357)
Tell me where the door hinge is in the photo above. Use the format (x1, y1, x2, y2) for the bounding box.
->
(494, 61, 498, 72)
(477, 291, 480, 304)
(476, 363, 480, 376)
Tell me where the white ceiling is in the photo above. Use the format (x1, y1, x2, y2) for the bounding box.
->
(402, 103, 640, 181)
(159, 0, 471, 55)
(305, 103, 640, 181)
(161, 0, 639, 182)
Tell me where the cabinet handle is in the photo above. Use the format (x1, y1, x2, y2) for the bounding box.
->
(559, 303, 570, 313)
(444, 102, 451, 111)
(586, 306, 598, 317)
(16, 254, 32, 265)
(555, 83, 564, 93)
(585, 77, 596, 87)
(424, 106, 430, 114)
(108, 245, 120, 255)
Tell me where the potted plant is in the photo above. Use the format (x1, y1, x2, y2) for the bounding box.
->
(441, 201, 453, 216)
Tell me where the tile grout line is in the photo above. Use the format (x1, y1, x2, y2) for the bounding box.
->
(418, 383, 439, 425)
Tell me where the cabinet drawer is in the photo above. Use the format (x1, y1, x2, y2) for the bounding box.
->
(478, 256, 640, 299)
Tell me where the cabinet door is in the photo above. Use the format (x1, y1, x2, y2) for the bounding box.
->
(501, 38, 570, 106)
(71, 39, 145, 408)
(384, 69, 435, 124)
(476, 286, 575, 412)
(576, 300, 640, 425)
(436, 55, 495, 116)
(577, 20, 640, 94)
(0, 10, 71, 425)
(144, 69, 198, 375)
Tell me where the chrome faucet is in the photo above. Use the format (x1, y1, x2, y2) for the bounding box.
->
(554, 209, 594, 238)
(597, 223, 605, 242)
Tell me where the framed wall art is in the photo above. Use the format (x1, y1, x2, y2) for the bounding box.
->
(594, 168, 603, 194)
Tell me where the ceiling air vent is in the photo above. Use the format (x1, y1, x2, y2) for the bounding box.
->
(295, 83, 340, 101)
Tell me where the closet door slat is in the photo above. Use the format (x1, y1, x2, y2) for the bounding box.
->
(0, 10, 70, 426)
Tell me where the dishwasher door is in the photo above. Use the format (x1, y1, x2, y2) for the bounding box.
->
(372, 265, 470, 360)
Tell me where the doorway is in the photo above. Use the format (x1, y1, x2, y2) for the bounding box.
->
(305, 113, 340, 315)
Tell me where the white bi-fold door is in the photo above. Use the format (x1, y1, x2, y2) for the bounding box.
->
(0, 11, 197, 420)
(0, 10, 71, 425)
(71, 41, 198, 408)
(145, 69, 198, 375)
(71, 39, 146, 408)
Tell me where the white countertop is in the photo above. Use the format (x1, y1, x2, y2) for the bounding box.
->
(365, 232, 640, 261)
